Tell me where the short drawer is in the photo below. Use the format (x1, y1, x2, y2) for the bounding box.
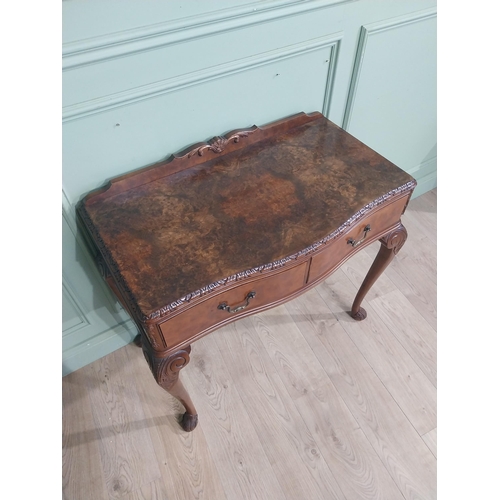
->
(307, 195, 410, 284)
(159, 261, 308, 348)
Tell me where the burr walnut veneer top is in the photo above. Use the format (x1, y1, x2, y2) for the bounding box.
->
(79, 113, 414, 318)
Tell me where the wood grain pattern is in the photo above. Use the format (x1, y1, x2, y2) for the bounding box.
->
(85, 347, 161, 499)
(121, 479, 175, 500)
(291, 282, 436, 436)
(363, 194, 437, 329)
(422, 428, 437, 459)
(215, 316, 347, 500)
(251, 307, 405, 500)
(124, 344, 227, 500)
(383, 209, 437, 284)
(183, 335, 288, 500)
(62, 368, 108, 500)
(340, 249, 396, 301)
(291, 290, 436, 498)
(289, 291, 436, 499)
(370, 290, 437, 387)
(364, 242, 437, 330)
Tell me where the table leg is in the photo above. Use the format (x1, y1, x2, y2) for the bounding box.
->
(350, 222, 408, 321)
(143, 345, 199, 432)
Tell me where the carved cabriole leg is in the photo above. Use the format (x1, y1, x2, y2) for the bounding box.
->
(350, 222, 408, 321)
(142, 344, 199, 432)
(94, 254, 197, 429)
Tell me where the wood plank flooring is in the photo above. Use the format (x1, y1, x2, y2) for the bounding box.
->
(62, 189, 437, 500)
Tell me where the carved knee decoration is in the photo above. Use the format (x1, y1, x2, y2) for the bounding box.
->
(380, 223, 408, 255)
(143, 345, 199, 431)
(143, 347, 190, 390)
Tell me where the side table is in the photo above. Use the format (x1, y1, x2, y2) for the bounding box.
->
(77, 112, 416, 432)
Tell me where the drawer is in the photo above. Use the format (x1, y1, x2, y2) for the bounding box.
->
(158, 261, 308, 348)
(307, 195, 410, 284)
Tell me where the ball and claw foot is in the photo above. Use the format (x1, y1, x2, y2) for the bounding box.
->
(180, 412, 199, 432)
(350, 307, 367, 321)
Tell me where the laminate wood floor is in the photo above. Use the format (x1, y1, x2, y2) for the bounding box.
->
(62, 189, 437, 500)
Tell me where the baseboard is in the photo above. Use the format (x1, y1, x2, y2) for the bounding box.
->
(407, 156, 437, 198)
(62, 320, 137, 376)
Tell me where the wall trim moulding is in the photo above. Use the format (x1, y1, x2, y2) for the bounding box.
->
(62, 0, 353, 70)
(322, 42, 341, 119)
(342, 7, 437, 129)
(62, 321, 137, 376)
(63, 190, 120, 311)
(62, 278, 90, 337)
(63, 32, 343, 123)
(63, 188, 86, 241)
(406, 155, 437, 198)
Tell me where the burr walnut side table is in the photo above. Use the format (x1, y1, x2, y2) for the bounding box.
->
(77, 112, 416, 432)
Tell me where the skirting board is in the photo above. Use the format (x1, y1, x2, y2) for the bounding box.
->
(407, 156, 437, 199)
(63, 320, 137, 376)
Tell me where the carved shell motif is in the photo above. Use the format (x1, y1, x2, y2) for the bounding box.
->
(188, 131, 253, 158)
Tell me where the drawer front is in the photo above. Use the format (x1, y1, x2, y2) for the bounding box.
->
(159, 261, 308, 348)
(308, 195, 410, 284)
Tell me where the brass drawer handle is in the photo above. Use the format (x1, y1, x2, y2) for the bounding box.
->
(347, 225, 371, 248)
(218, 291, 256, 314)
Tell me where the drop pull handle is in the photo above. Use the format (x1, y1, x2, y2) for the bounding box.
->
(347, 225, 371, 248)
(218, 291, 256, 314)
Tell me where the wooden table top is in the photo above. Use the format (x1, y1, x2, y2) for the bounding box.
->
(79, 112, 415, 319)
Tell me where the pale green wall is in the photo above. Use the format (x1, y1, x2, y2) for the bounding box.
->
(62, 0, 437, 375)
